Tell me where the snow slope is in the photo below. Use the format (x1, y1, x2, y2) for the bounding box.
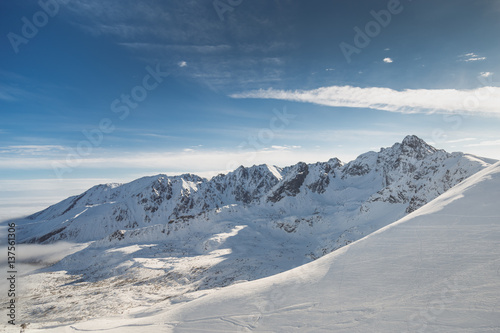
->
(16, 136, 492, 249)
(34, 161, 500, 332)
(12, 137, 494, 274)
(3, 136, 497, 330)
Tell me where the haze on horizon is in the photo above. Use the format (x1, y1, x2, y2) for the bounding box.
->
(1, 0, 499, 219)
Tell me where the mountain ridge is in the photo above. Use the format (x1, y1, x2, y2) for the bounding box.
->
(13, 146, 500, 331)
(17, 135, 493, 246)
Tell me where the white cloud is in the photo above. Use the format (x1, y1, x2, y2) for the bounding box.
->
(230, 85, 500, 116)
(0, 148, 339, 177)
(480, 72, 493, 78)
(120, 43, 231, 54)
(466, 139, 500, 147)
(0, 145, 66, 155)
(445, 138, 476, 144)
(467, 57, 486, 62)
(140, 133, 178, 140)
(460, 52, 486, 62)
(383, 57, 393, 63)
(6, 145, 65, 150)
(269, 145, 301, 151)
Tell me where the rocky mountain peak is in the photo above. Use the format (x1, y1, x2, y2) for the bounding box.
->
(17, 136, 494, 245)
(175, 173, 205, 183)
(398, 135, 437, 159)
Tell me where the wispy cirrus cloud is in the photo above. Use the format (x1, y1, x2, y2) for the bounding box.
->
(480, 72, 493, 78)
(59, 0, 222, 43)
(0, 84, 35, 102)
(230, 85, 500, 116)
(0, 91, 16, 101)
(269, 145, 301, 151)
(57, 1, 296, 91)
(0, 145, 66, 155)
(445, 138, 476, 144)
(0, 72, 71, 104)
(119, 43, 232, 54)
(466, 139, 500, 147)
(0, 148, 335, 175)
(459, 52, 487, 62)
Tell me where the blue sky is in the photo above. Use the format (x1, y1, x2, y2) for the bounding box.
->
(1, 0, 500, 219)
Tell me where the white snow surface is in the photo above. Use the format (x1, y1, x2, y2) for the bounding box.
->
(2, 136, 498, 331)
(26, 161, 500, 332)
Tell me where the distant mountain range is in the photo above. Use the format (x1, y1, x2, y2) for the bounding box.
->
(13, 135, 497, 326)
(58, 157, 500, 333)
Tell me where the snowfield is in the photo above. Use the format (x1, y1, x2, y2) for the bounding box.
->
(25, 162, 500, 332)
(1, 137, 499, 332)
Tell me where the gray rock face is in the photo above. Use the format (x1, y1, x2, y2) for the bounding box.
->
(18, 136, 493, 244)
(268, 162, 309, 202)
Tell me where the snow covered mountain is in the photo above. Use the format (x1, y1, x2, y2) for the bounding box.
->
(21, 152, 500, 332)
(19, 135, 492, 246)
(9, 135, 497, 328)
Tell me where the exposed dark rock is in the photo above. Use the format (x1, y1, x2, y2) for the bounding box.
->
(268, 162, 309, 203)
